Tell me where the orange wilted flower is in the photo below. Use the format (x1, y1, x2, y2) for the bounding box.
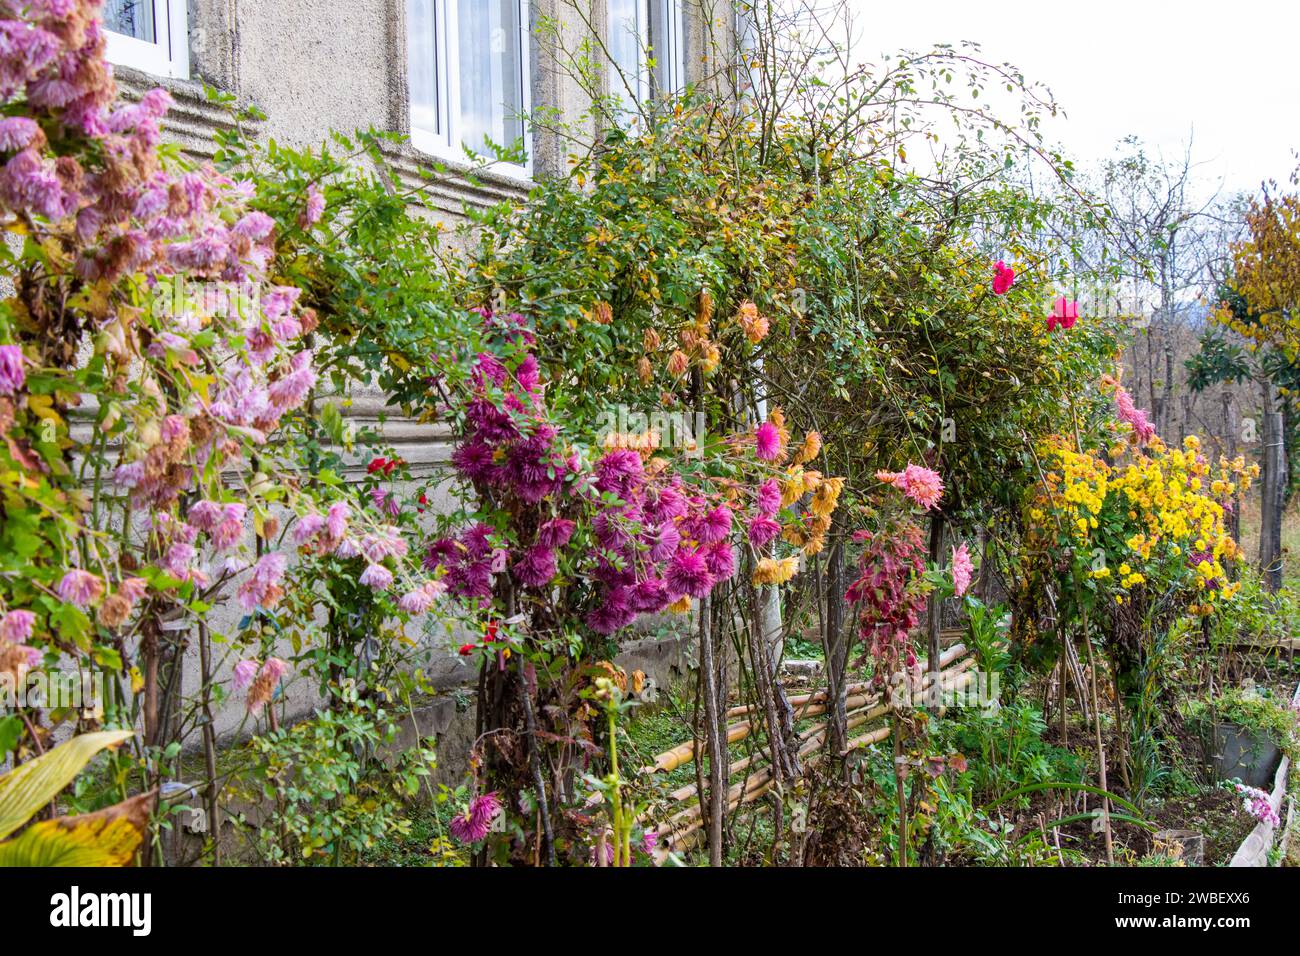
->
(696, 288, 714, 328)
(792, 430, 822, 465)
(736, 300, 770, 344)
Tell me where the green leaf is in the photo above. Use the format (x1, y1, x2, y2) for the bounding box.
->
(0, 730, 134, 840)
(0, 791, 153, 866)
(0, 717, 21, 756)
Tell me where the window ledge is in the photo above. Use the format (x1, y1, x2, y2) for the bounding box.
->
(112, 68, 258, 158)
(378, 139, 535, 214)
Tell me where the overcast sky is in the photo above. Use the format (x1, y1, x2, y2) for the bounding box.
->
(844, 0, 1299, 198)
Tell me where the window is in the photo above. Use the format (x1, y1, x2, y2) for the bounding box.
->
(407, 0, 531, 173)
(103, 0, 189, 78)
(607, 0, 685, 108)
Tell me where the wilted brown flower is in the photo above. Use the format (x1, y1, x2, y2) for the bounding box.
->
(96, 593, 132, 629)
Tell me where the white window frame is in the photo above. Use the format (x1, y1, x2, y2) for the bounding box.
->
(607, 0, 685, 107)
(103, 0, 189, 79)
(407, 0, 533, 178)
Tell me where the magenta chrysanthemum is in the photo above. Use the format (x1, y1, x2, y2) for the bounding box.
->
(449, 791, 501, 844)
(537, 518, 575, 549)
(754, 422, 782, 461)
(648, 521, 681, 562)
(704, 541, 736, 579)
(748, 515, 781, 548)
(666, 548, 714, 599)
(755, 478, 781, 516)
(594, 449, 643, 494)
(513, 544, 558, 588)
(697, 505, 733, 545)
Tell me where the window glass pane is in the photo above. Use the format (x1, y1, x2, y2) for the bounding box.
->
(456, 0, 523, 156)
(607, 0, 642, 104)
(104, 0, 157, 43)
(650, 0, 682, 96)
(407, 0, 440, 137)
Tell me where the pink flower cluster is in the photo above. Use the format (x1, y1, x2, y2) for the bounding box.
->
(1, 0, 322, 511)
(423, 522, 506, 604)
(1115, 385, 1156, 444)
(876, 463, 944, 511)
(951, 541, 974, 598)
(1235, 783, 1280, 828)
(992, 261, 1015, 296)
(450, 310, 575, 506)
(580, 450, 738, 634)
(449, 791, 501, 843)
(433, 308, 756, 634)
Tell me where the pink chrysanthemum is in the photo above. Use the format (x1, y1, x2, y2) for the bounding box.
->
(397, 581, 443, 614)
(0, 609, 35, 643)
(326, 502, 350, 540)
(755, 478, 781, 516)
(232, 659, 259, 692)
(754, 422, 782, 461)
(291, 513, 325, 545)
(299, 183, 325, 227)
(236, 551, 287, 610)
(878, 464, 944, 511)
(748, 515, 782, 548)
(358, 563, 394, 591)
(1115, 386, 1156, 444)
(0, 344, 25, 394)
(449, 791, 501, 843)
(951, 541, 974, 598)
(56, 569, 103, 608)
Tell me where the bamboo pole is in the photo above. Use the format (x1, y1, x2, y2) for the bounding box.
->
(654, 659, 982, 844)
(647, 643, 971, 774)
(658, 665, 980, 850)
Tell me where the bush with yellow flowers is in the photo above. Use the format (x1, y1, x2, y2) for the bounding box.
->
(1029, 433, 1254, 616)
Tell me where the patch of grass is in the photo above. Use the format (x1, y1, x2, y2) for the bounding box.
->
(362, 797, 468, 867)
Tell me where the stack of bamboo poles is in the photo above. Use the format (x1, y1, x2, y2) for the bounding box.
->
(645, 643, 981, 850)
